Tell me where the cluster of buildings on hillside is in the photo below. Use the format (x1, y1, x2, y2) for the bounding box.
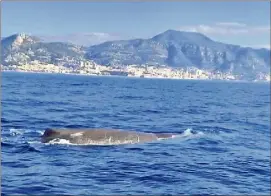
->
(1, 60, 270, 82)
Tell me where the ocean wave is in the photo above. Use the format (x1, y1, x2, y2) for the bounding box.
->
(2, 139, 41, 153)
(1, 117, 9, 123)
(1, 141, 14, 147)
(13, 145, 41, 153)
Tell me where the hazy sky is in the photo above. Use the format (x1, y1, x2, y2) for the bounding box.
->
(2, 1, 270, 48)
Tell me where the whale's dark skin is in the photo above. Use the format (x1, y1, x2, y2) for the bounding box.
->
(41, 128, 173, 145)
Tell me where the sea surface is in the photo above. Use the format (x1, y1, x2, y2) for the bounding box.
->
(1, 71, 270, 195)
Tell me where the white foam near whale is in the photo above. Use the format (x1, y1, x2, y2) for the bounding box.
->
(180, 128, 204, 137)
(158, 128, 204, 140)
(9, 128, 45, 136)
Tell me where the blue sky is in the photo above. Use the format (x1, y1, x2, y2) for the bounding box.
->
(2, 1, 270, 48)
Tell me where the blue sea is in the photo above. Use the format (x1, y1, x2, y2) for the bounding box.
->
(1, 71, 270, 195)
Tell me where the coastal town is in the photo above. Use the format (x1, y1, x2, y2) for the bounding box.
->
(1, 60, 270, 81)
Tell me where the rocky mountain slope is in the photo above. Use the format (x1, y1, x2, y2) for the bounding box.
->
(1, 33, 86, 66)
(87, 30, 270, 78)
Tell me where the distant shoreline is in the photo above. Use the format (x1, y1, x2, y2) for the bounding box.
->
(1, 69, 269, 83)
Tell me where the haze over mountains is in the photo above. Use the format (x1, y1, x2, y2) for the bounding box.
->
(39, 33, 131, 46)
(1, 30, 270, 80)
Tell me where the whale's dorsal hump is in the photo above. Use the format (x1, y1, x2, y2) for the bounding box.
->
(43, 128, 60, 137)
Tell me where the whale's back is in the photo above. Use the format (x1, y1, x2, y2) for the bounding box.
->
(41, 128, 162, 145)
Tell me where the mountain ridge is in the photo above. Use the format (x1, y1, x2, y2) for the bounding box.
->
(1, 30, 270, 80)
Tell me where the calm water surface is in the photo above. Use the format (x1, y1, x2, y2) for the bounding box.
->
(1, 72, 270, 195)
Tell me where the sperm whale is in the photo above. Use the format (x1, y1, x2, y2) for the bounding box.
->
(41, 128, 174, 145)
